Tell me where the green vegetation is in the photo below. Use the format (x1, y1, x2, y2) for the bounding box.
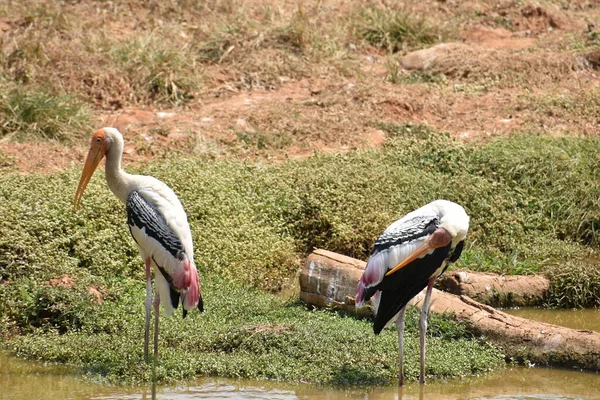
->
(7, 282, 502, 385)
(545, 260, 600, 309)
(2, 124, 600, 383)
(0, 150, 15, 172)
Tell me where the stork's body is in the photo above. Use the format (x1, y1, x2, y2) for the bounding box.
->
(74, 128, 203, 361)
(356, 200, 469, 385)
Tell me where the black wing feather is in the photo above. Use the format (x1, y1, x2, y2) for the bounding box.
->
(126, 191, 185, 260)
(373, 244, 452, 334)
(448, 240, 465, 263)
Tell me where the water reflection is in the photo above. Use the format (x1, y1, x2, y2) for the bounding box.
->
(503, 308, 600, 333)
(86, 368, 600, 400)
(2, 352, 599, 400)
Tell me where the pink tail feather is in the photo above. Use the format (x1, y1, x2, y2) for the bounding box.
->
(356, 278, 367, 307)
(172, 258, 201, 310)
(183, 262, 200, 310)
(356, 254, 385, 308)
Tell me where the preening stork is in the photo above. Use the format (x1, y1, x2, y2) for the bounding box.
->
(356, 200, 469, 385)
(74, 127, 203, 361)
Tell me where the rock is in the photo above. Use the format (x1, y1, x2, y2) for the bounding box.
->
(584, 48, 600, 69)
(400, 43, 469, 71)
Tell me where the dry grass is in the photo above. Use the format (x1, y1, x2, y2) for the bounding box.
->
(389, 43, 588, 89)
(1, 0, 600, 163)
(431, 48, 586, 87)
(354, 6, 454, 52)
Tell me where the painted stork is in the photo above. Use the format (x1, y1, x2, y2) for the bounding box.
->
(73, 127, 203, 361)
(355, 200, 469, 385)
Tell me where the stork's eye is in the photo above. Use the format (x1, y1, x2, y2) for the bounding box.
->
(96, 137, 102, 143)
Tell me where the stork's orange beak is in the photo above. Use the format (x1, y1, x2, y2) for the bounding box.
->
(385, 228, 453, 277)
(74, 132, 107, 209)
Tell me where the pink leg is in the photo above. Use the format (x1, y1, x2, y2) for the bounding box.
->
(144, 258, 152, 362)
(419, 276, 436, 385)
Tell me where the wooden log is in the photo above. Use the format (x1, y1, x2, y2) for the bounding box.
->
(299, 249, 372, 316)
(299, 249, 600, 371)
(437, 270, 550, 307)
(412, 289, 600, 371)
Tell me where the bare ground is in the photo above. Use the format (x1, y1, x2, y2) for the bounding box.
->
(2, 0, 600, 172)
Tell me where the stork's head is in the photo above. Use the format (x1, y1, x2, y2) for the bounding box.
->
(73, 127, 123, 209)
(431, 199, 470, 246)
(384, 199, 469, 278)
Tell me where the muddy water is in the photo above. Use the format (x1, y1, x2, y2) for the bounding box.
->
(2, 352, 599, 400)
(503, 308, 600, 332)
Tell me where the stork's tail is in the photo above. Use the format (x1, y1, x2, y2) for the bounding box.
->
(179, 260, 203, 317)
(355, 278, 368, 308)
(356, 254, 385, 308)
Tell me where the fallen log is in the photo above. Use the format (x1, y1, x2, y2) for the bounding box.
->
(299, 249, 600, 371)
(437, 270, 549, 307)
(299, 249, 371, 316)
(412, 289, 600, 371)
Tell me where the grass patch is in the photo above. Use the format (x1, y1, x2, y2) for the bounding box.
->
(110, 36, 201, 106)
(355, 7, 449, 52)
(387, 59, 448, 85)
(236, 129, 293, 150)
(2, 125, 600, 383)
(0, 87, 90, 142)
(6, 280, 503, 385)
(0, 149, 16, 171)
(545, 260, 600, 308)
(516, 89, 600, 124)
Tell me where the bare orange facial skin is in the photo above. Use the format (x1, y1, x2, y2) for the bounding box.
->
(73, 129, 108, 209)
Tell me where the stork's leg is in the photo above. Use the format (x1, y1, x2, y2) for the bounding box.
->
(395, 305, 407, 386)
(144, 258, 152, 363)
(153, 293, 160, 359)
(419, 276, 436, 385)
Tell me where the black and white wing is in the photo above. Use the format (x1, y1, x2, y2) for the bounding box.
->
(356, 211, 439, 307)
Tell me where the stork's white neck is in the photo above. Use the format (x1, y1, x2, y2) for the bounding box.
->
(104, 136, 132, 203)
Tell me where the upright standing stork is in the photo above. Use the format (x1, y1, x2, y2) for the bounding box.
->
(356, 200, 469, 385)
(74, 127, 203, 361)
